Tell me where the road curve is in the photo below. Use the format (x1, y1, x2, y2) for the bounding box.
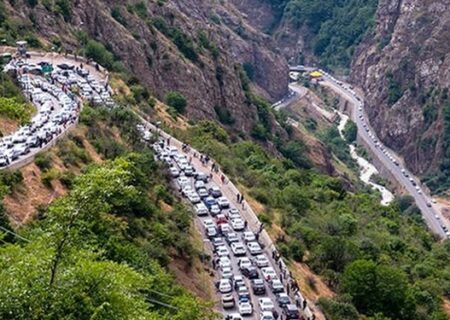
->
(319, 76, 447, 239)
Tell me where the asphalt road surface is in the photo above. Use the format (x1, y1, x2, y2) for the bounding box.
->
(319, 75, 447, 239)
(151, 139, 305, 320)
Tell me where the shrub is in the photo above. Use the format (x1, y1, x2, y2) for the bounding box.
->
(214, 105, 234, 125)
(0, 170, 23, 195)
(111, 6, 126, 26)
(84, 40, 115, 69)
(55, 0, 71, 20)
(165, 91, 187, 114)
(41, 168, 61, 188)
(34, 153, 52, 171)
(343, 120, 357, 143)
(0, 97, 33, 124)
(60, 171, 76, 189)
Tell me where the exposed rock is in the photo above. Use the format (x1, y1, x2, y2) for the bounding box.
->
(352, 0, 450, 176)
(6, 0, 289, 136)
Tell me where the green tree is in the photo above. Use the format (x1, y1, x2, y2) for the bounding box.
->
(343, 120, 357, 143)
(342, 259, 410, 319)
(165, 91, 187, 114)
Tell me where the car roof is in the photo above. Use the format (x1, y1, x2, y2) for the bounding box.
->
(286, 304, 298, 310)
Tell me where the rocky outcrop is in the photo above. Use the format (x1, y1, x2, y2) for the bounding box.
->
(5, 0, 289, 135)
(352, 0, 450, 176)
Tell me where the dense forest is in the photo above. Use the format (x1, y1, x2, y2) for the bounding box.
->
(267, 0, 378, 70)
(171, 120, 450, 320)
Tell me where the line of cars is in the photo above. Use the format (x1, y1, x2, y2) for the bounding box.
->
(0, 59, 113, 167)
(152, 139, 301, 320)
(319, 70, 449, 236)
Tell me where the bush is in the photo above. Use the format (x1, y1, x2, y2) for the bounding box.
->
(214, 105, 234, 125)
(343, 120, 357, 143)
(34, 153, 52, 171)
(84, 40, 115, 69)
(165, 91, 187, 114)
(41, 168, 61, 188)
(60, 171, 76, 189)
(111, 6, 126, 26)
(0, 170, 23, 195)
(0, 97, 33, 124)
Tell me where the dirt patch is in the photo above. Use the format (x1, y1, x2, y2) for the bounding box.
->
(3, 163, 66, 226)
(0, 117, 19, 136)
(443, 297, 450, 317)
(169, 224, 216, 302)
(154, 102, 190, 131)
(290, 261, 335, 302)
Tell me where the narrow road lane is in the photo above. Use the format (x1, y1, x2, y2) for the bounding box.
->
(320, 77, 447, 238)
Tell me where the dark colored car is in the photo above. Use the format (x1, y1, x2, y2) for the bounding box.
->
(208, 186, 222, 198)
(283, 304, 300, 320)
(251, 279, 266, 295)
(203, 196, 217, 208)
(276, 293, 290, 307)
(242, 266, 259, 279)
(194, 172, 209, 183)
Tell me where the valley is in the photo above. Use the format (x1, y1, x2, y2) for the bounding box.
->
(0, 1, 450, 320)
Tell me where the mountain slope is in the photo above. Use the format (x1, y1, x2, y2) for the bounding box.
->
(2, 0, 288, 135)
(351, 0, 450, 193)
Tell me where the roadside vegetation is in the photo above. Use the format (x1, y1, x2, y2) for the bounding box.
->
(172, 120, 450, 320)
(0, 106, 217, 319)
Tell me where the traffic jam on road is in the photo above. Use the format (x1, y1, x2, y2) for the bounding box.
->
(149, 136, 302, 320)
(0, 59, 113, 167)
(316, 69, 448, 237)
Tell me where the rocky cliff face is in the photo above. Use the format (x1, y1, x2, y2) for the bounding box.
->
(4, 0, 289, 135)
(352, 0, 450, 179)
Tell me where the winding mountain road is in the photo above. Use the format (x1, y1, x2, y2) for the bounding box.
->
(319, 75, 447, 238)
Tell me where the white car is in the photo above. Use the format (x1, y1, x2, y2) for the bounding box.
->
(227, 313, 243, 320)
(247, 241, 262, 255)
(184, 165, 194, 176)
(221, 266, 233, 279)
(270, 279, 284, 293)
(216, 245, 230, 257)
(176, 176, 189, 188)
(220, 223, 232, 235)
(197, 188, 209, 198)
(255, 254, 269, 268)
(210, 204, 221, 216)
(242, 231, 256, 243)
(181, 185, 194, 197)
(187, 191, 201, 204)
(203, 218, 215, 229)
(206, 227, 217, 238)
(258, 297, 274, 312)
(231, 242, 247, 256)
(238, 257, 253, 270)
(195, 203, 208, 216)
(219, 279, 232, 293)
(261, 267, 277, 281)
(194, 180, 205, 190)
(219, 256, 232, 269)
(260, 311, 275, 320)
(239, 301, 253, 316)
(217, 196, 230, 209)
(231, 218, 245, 231)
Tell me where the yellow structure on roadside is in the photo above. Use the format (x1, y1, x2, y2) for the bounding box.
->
(309, 70, 323, 78)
